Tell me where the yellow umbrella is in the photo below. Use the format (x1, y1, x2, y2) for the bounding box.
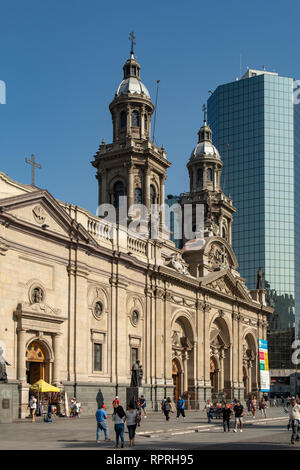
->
(30, 379, 60, 393)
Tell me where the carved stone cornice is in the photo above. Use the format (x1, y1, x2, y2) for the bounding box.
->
(198, 301, 212, 314)
(15, 302, 67, 334)
(0, 241, 9, 256)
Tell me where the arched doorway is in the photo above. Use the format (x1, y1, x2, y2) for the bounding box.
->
(171, 315, 195, 407)
(210, 316, 231, 399)
(26, 341, 48, 385)
(242, 333, 257, 398)
(172, 358, 182, 402)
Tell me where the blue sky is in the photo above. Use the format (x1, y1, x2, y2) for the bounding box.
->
(1, 0, 300, 214)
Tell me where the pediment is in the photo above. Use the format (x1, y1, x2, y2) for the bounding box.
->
(201, 269, 253, 302)
(0, 190, 97, 246)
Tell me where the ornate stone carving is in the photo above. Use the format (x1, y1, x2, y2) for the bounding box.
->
(208, 243, 228, 270)
(32, 205, 46, 225)
(20, 301, 61, 316)
(164, 252, 190, 276)
(210, 278, 231, 295)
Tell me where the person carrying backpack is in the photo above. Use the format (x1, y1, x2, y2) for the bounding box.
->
(162, 397, 173, 421)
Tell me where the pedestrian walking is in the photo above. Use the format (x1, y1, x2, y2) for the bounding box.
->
(288, 397, 300, 444)
(96, 404, 110, 442)
(112, 405, 126, 448)
(162, 397, 173, 421)
(246, 397, 252, 416)
(251, 396, 257, 418)
(137, 395, 147, 418)
(176, 396, 186, 420)
(29, 395, 37, 422)
(221, 403, 232, 432)
(233, 400, 244, 432)
(126, 404, 139, 447)
(112, 396, 120, 407)
(259, 397, 268, 418)
(202, 400, 213, 423)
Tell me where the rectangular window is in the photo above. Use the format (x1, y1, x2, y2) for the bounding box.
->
(94, 343, 102, 372)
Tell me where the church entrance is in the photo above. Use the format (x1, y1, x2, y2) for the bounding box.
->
(26, 341, 47, 385)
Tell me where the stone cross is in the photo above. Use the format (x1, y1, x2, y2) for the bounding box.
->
(202, 104, 207, 123)
(129, 32, 136, 54)
(25, 154, 41, 186)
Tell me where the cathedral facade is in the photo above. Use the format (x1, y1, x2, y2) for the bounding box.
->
(0, 48, 272, 418)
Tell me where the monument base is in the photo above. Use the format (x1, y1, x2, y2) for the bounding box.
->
(126, 387, 144, 407)
(0, 383, 13, 423)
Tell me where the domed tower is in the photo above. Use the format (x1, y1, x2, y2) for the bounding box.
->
(110, 52, 153, 142)
(180, 108, 235, 246)
(92, 35, 171, 228)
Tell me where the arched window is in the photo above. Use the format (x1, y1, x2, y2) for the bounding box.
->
(120, 111, 126, 128)
(207, 168, 213, 182)
(197, 168, 203, 185)
(222, 226, 228, 240)
(144, 114, 148, 131)
(150, 185, 156, 205)
(132, 110, 140, 127)
(134, 188, 142, 204)
(113, 181, 125, 208)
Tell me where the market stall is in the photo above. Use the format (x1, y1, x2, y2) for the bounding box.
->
(30, 379, 62, 420)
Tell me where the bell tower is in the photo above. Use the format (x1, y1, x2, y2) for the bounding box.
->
(180, 106, 235, 245)
(92, 34, 171, 229)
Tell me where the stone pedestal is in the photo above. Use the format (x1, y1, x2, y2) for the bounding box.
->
(126, 387, 143, 407)
(19, 382, 30, 419)
(0, 384, 13, 423)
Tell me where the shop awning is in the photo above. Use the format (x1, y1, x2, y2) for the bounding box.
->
(30, 379, 60, 393)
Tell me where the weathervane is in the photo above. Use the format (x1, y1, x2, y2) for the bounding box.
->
(202, 104, 207, 123)
(129, 31, 136, 55)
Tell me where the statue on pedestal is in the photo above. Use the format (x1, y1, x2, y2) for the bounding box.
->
(256, 267, 264, 290)
(130, 361, 139, 387)
(0, 343, 9, 384)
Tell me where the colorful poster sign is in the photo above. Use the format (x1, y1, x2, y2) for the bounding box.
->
(258, 339, 270, 392)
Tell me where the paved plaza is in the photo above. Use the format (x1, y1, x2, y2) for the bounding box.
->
(0, 407, 298, 450)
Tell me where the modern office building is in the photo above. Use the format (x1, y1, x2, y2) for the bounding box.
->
(208, 69, 298, 370)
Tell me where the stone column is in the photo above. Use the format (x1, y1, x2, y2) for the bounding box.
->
(182, 351, 188, 393)
(164, 292, 173, 388)
(126, 105, 131, 136)
(17, 328, 29, 419)
(159, 175, 166, 227)
(231, 309, 239, 398)
(17, 328, 27, 383)
(101, 169, 108, 205)
(219, 349, 225, 392)
(128, 163, 134, 209)
(52, 333, 62, 386)
(144, 284, 152, 384)
(203, 303, 212, 401)
(144, 165, 151, 212)
(248, 362, 253, 395)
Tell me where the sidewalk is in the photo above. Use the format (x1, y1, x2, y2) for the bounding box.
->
(13, 406, 288, 437)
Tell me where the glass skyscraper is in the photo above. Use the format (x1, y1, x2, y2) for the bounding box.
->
(208, 69, 298, 369)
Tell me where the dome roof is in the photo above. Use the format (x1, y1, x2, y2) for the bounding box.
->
(190, 140, 220, 160)
(116, 77, 150, 99)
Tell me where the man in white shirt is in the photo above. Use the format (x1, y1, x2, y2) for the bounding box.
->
(29, 395, 37, 422)
(288, 397, 300, 444)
